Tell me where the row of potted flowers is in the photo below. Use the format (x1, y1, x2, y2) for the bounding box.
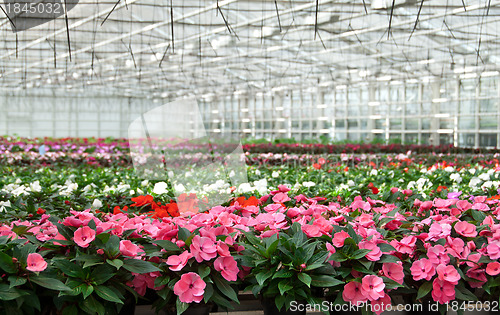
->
(0, 185, 499, 314)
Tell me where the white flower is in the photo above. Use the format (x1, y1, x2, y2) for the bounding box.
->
(254, 179, 268, 194)
(173, 183, 186, 193)
(370, 169, 378, 176)
(0, 201, 11, 212)
(254, 169, 261, 176)
(469, 177, 481, 189)
(302, 181, 316, 188)
(469, 169, 476, 175)
(347, 180, 355, 187)
(272, 171, 279, 178)
(444, 166, 454, 172)
(137, 188, 144, 195)
(229, 170, 235, 178)
(116, 184, 131, 192)
(450, 173, 462, 183)
(238, 183, 253, 194)
(168, 171, 174, 178)
(92, 199, 103, 209)
(338, 184, 349, 190)
(153, 182, 169, 195)
(29, 181, 42, 193)
(141, 180, 149, 187)
(479, 173, 490, 181)
(130, 190, 135, 195)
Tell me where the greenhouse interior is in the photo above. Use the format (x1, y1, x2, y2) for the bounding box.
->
(1, 0, 500, 314)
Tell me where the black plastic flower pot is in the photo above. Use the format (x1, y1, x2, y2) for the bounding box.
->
(164, 302, 213, 315)
(261, 296, 306, 315)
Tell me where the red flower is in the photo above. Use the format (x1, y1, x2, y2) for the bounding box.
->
(36, 208, 46, 215)
(130, 195, 154, 207)
(313, 163, 321, 170)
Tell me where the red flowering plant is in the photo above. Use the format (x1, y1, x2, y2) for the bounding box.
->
(148, 224, 242, 315)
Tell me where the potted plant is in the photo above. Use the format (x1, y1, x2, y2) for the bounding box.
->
(147, 225, 241, 315)
(240, 222, 342, 315)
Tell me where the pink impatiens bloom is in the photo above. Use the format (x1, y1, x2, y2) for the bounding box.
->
(119, 240, 141, 257)
(332, 231, 350, 247)
(167, 251, 193, 271)
(73, 226, 96, 248)
(302, 224, 322, 237)
(486, 241, 500, 260)
(410, 258, 435, 281)
(190, 235, 217, 262)
(26, 253, 47, 272)
(272, 192, 291, 204)
(358, 241, 382, 262)
(214, 256, 239, 281)
(173, 272, 206, 303)
(486, 262, 500, 276)
(361, 275, 385, 301)
(427, 245, 450, 265)
(342, 281, 367, 306)
(454, 221, 477, 238)
(431, 279, 455, 304)
(436, 265, 460, 285)
(382, 263, 404, 284)
(371, 293, 392, 315)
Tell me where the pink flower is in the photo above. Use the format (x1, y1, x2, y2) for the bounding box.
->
(436, 265, 460, 285)
(167, 251, 193, 271)
(410, 258, 435, 281)
(466, 268, 487, 288)
(302, 224, 322, 237)
(427, 245, 450, 265)
(427, 222, 451, 241)
(119, 240, 141, 257)
(73, 226, 96, 248)
(371, 293, 392, 315)
(342, 281, 367, 306)
(361, 275, 385, 301)
(454, 221, 477, 238)
(486, 262, 500, 276)
(173, 272, 206, 303)
(332, 231, 350, 247)
(456, 200, 472, 211)
(272, 192, 291, 204)
(358, 241, 382, 262)
(382, 263, 404, 284)
(190, 235, 217, 263)
(486, 241, 500, 260)
(431, 279, 455, 304)
(214, 256, 239, 281)
(26, 253, 47, 272)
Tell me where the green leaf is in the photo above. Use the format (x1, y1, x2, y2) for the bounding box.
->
(154, 275, 171, 288)
(198, 265, 210, 279)
(81, 284, 94, 299)
(310, 275, 343, 287)
(106, 259, 123, 270)
(80, 295, 105, 315)
(94, 285, 124, 304)
(0, 252, 16, 273)
(53, 259, 84, 278)
(350, 249, 371, 260)
(256, 269, 273, 286)
(30, 275, 70, 291)
(153, 240, 181, 252)
(417, 281, 433, 300)
(272, 269, 294, 279)
(210, 291, 234, 310)
(176, 298, 190, 315)
(378, 243, 396, 253)
(8, 276, 26, 288)
(378, 255, 401, 263)
(177, 228, 191, 242)
(455, 286, 477, 301)
(203, 283, 214, 303)
(298, 273, 312, 287)
(278, 280, 293, 295)
(73, 254, 103, 268)
(90, 264, 115, 285)
(0, 283, 28, 300)
(122, 259, 161, 274)
(213, 275, 238, 303)
(105, 235, 120, 257)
